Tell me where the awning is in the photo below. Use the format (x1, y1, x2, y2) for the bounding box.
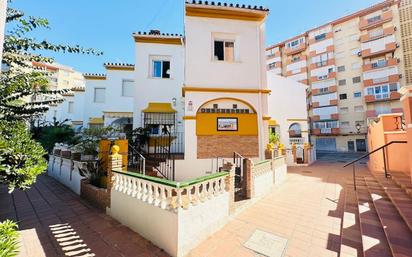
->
(89, 117, 104, 124)
(142, 103, 176, 113)
(71, 121, 83, 125)
(269, 119, 278, 126)
(103, 112, 133, 118)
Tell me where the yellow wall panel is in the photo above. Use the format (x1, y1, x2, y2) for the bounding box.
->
(196, 113, 258, 136)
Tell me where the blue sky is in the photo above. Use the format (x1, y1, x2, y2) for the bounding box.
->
(9, 0, 381, 73)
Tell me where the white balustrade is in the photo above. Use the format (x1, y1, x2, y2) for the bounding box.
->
(112, 172, 228, 212)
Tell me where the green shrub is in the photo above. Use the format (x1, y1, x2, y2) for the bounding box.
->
(0, 220, 19, 257)
(0, 120, 47, 192)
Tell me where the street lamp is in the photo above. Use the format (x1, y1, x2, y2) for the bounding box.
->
(356, 123, 361, 134)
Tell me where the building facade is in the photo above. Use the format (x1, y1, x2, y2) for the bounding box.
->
(266, 0, 410, 152)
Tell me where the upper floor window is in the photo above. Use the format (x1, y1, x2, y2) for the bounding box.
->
(152, 60, 170, 78)
(267, 62, 276, 70)
(371, 58, 387, 69)
(286, 37, 304, 49)
(94, 88, 106, 103)
(315, 33, 326, 42)
(367, 15, 381, 24)
(122, 79, 134, 97)
(354, 92, 362, 98)
(214, 40, 234, 62)
(352, 76, 361, 84)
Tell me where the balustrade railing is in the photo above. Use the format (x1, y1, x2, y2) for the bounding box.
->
(112, 170, 229, 211)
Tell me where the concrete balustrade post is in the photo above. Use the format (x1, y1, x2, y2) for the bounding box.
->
(292, 144, 297, 164)
(243, 158, 254, 199)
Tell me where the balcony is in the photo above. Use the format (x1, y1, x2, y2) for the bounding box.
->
(266, 51, 281, 60)
(367, 108, 404, 118)
(286, 55, 307, 65)
(364, 91, 401, 103)
(311, 128, 340, 135)
(309, 59, 335, 71)
(312, 99, 338, 108)
(310, 72, 337, 83)
(312, 85, 337, 96)
(309, 45, 334, 57)
(311, 113, 339, 121)
(284, 44, 306, 56)
(363, 74, 400, 87)
(286, 67, 308, 76)
(359, 10, 393, 30)
(308, 32, 333, 45)
(362, 58, 398, 72)
(360, 26, 395, 43)
(361, 41, 397, 58)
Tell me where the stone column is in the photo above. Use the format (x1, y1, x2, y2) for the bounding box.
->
(401, 86, 412, 181)
(304, 143, 310, 164)
(292, 144, 297, 164)
(223, 162, 236, 213)
(107, 145, 123, 193)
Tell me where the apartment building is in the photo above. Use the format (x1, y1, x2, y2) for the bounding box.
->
(32, 62, 85, 91)
(266, 0, 409, 152)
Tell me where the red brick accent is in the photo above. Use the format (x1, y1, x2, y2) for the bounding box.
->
(331, 113, 339, 120)
(390, 91, 401, 100)
(197, 135, 259, 159)
(367, 110, 377, 118)
(308, 32, 333, 45)
(330, 99, 338, 106)
(80, 180, 109, 210)
(244, 159, 254, 199)
(391, 108, 404, 114)
(360, 26, 396, 43)
(361, 42, 397, 58)
(284, 44, 306, 56)
(312, 102, 320, 108)
(364, 74, 400, 87)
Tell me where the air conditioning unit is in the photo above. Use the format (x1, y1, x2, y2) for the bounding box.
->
(397, 58, 401, 63)
(396, 43, 400, 48)
(357, 52, 362, 57)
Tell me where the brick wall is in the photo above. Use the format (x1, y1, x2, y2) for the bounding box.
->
(197, 135, 259, 158)
(80, 179, 109, 210)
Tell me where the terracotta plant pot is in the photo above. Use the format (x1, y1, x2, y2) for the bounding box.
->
(71, 152, 81, 161)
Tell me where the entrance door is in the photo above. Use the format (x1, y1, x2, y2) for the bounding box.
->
(356, 139, 367, 152)
(347, 141, 355, 152)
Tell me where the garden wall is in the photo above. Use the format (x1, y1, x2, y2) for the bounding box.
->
(48, 155, 85, 195)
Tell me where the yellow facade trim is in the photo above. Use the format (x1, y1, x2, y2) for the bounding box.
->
(196, 113, 258, 136)
(134, 36, 182, 45)
(301, 130, 309, 133)
(183, 116, 197, 120)
(183, 87, 271, 96)
(287, 118, 308, 122)
(89, 117, 104, 124)
(262, 116, 271, 121)
(142, 103, 177, 113)
(268, 120, 278, 126)
(84, 76, 106, 80)
(186, 5, 268, 22)
(197, 97, 257, 113)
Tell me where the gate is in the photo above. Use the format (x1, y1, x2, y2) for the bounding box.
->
(233, 152, 246, 201)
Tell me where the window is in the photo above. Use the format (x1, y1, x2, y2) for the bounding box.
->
(338, 79, 346, 86)
(328, 67, 334, 73)
(369, 85, 390, 99)
(367, 15, 381, 24)
(152, 60, 170, 78)
(286, 37, 304, 49)
(369, 28, 384, 39)
(291, 55, 301, 63)
(266, 48, 276, 58)
(122, 79, 134, 97)
(312, 52, 332, 67)
(94, 88, 105, 103)
(340, 107, 349, 113)
(389, 83, 399, 92)
(337, 66, 345, 72)
(339, 94, 347, 100)
(319, 87, 329, 94)
(354, 105, 364, 112)
(214, 40, 234, 62)
(371, 59, 387, 69)
(313, 121, 338, 129)
(354, 92, 362, 98)
(315, 33, 326, 41)
(68, 101, 74, 113)
(352, 76, 361, 84)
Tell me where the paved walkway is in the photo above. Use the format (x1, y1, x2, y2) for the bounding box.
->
(0, 175, 169, 257)
(189, 162, 355, 257)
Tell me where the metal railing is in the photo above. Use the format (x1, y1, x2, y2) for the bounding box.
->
(128, 144, 146, 174)
(151, 137, 175, 181)
(343, 140, 407, 190)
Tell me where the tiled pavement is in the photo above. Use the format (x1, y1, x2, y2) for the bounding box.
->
(189, 162, 355, 257)
(0, 175, 169, 257)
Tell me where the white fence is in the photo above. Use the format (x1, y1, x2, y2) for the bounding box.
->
(48, 155, 86, 195)
(109, 171, 230, 257)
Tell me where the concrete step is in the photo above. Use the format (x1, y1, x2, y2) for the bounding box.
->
(371, 172, 412, 232)
(364, 175, 412, 257)
(355, 176, 392, 257)
(390, 171, 412, 199)
(339, 182, 364, 257)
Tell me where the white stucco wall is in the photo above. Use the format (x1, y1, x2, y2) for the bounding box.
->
(48, 156, 85, 195)
(110, 186, 229, 257)
(133, 42, 184, 130)
(267, 74, 309, 147)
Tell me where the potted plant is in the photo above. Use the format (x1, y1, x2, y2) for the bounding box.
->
(78, 159, 107, 188)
